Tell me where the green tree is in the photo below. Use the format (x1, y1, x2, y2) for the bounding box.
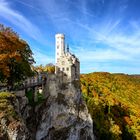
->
(0, 24, 34, 87)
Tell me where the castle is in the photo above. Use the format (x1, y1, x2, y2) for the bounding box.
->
(55, 34, 80, 81)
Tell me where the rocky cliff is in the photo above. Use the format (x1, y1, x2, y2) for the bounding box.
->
(36, 74, 94, 140)
(0, 74, 94, 140)
(0, 92, 31, 140)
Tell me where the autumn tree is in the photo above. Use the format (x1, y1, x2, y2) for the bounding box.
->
(0, 24, 34, 87)
(44, 63, 55, 74)
(33, 64, 44, 73)
(80, 72, 140, 139)
(33, 63, 55, 74)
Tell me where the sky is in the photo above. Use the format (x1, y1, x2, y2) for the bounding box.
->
(0, 0, 140, 74)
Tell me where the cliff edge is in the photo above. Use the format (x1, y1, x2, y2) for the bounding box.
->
(36, 74, 94, 140)
(0, 74, 94, 140)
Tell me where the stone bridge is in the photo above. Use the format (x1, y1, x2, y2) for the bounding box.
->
(0, 74, 47, 93)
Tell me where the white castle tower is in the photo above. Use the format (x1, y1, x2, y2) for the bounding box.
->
(55, 34, 65, 63)
(55, 33, 80, 81)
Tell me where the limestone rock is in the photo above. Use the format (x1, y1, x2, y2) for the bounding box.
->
(0, 73, 95, 140)
(0, 92, 31, 140)
(36, 74, 94, 140)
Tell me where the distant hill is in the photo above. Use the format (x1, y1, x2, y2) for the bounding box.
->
(80, 72, 140, 140)
(129, 74, 140, 80)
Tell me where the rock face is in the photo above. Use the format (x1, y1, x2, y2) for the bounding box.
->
(36, 74, 94, 140)
(0, 73, 94, 140)
(0, 92, 31, 140)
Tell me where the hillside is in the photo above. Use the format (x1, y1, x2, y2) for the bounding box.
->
(80, 72, 140, 140)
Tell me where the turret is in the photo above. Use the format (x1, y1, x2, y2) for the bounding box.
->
(67, 44, 69, 53)
(55, 34, 65, 63)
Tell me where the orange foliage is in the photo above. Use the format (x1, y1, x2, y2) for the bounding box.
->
(0, 24, 34, 84)
(81, 72, 140, 139)
(124, 116, 133, 126)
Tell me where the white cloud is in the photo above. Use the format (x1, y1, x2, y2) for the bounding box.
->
(0, 0, 41, 40)
(104, 35, 140, 55)
(13, 0, 40, 11)
(0, 0, 139, 73)
(33, 49, 54, 65)
(69, 17, 140, 74)
(74, 48, 130, 62)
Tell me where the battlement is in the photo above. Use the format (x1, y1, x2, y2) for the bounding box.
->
(55, 33, 65, 38)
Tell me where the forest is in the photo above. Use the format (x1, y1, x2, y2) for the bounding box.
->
(1, 24, 140, 140)
(80, 72, 140, 140)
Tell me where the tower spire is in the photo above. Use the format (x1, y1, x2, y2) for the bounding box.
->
(67, 44, 69, 52)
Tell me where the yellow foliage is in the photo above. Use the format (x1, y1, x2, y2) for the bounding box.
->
(81, 72, 140, 139)
(110, 124, 122, 135)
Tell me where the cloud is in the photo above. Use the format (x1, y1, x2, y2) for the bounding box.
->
(92, 23, 140, 56)
(69, 15, 140, 74)
(33, 49, 54, 65)
(104, 35, 140, 55)
(0, 0, 139, 74)
(30, 0, 140, 73)
(13, 0, 40, 11)
(75, 18, 140, 55)
(74, 48, 131, 62)
(0, 0, 41, 40)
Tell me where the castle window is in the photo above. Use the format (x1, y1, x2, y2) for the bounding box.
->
(67, 67, 69, 71)
(57, 46, 59, 49)
(62, 68, 64, 71)
(57, 53, 59, 55)
(62, 61, 65, 65)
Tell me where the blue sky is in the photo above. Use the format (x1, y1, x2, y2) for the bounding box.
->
(0, 0, 140, 74)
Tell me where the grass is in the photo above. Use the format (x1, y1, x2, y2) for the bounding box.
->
(25, 89, 45, 106)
